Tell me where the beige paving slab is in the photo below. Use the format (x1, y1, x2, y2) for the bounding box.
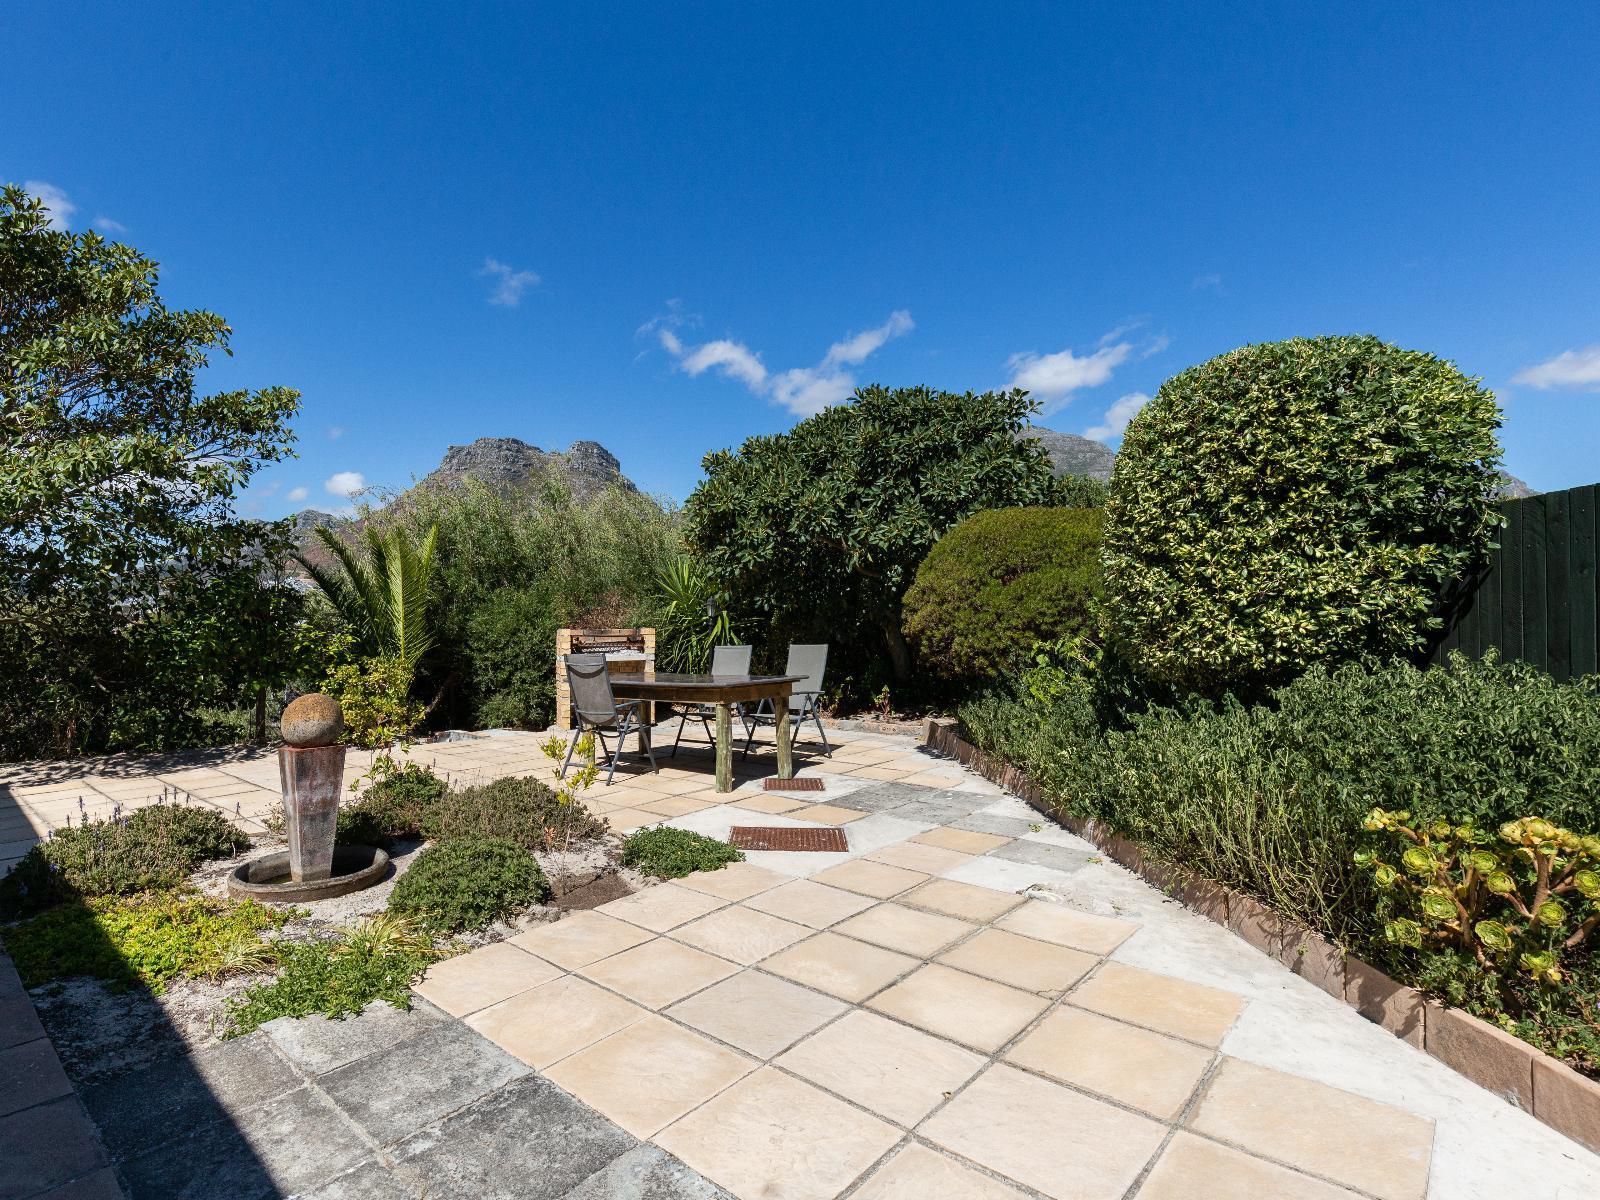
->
(1069, 961, 1245, 1047)
(639, 794, 720, 817)
(666, 969, 847, 1059)
(866, 841, 974, 875)
(604, 807, 663, 832)
(545, 1014, 754, 1137)
(466, 974, 647, 1069)
(412, 942, 562, 1017)
(675, 861, 789, 902)
(921, 1064, 1167, 1200)
(777, 1008, 985, 1126)
(992, 900, 1137, 955)
(599, 882, 729, 932)
(729, 792, 806, 814)
(868, 963, 1048, 1053)
(834, 903, 975, 958)
(579, 937, 739, 1009)
(788, 803, 868, 826)
(743, 879, 878, 929)
(935, 928, 1098, 996)
(761, 931, 920, 1003)
(911, 826, 1012, 855)
(810, 859, 930, 899)
(1187, 1058, 1433, 1200)
(670, 905, 813, 965)
(1007, 1006, 1213, 1120)
(509, 911, 654, 970)
(1136, 1133, 1364, 1200)
(900, 878, 1026, 923)
(656, 1067, 901, 1200)
(851, 1145, 1029, 1200)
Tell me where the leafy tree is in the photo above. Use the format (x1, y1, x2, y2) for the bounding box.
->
(0, 184, 301, 756)
(1102, 336, 1502, 695)
(684, 385, 1057, 682)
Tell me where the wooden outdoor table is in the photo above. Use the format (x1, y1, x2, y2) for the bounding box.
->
(609, 672, 805, 792)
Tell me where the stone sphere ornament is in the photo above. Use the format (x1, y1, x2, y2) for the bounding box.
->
(280, 693, 344, 748)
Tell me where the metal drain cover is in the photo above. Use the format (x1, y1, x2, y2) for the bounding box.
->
(763, 777, 824, 792)
(730, 826, 848, 852)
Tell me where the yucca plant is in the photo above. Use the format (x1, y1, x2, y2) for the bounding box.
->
(654, 555, 736, 673)
(296, 524, 440, 672)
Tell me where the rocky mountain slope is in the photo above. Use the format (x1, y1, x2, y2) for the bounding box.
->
(1016, 426, 1116, 481)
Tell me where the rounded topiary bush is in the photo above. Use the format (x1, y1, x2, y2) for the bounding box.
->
(1102, 335, 1502, 695)
(386, 837, 548, 932)
(902, 506, 1104, 682)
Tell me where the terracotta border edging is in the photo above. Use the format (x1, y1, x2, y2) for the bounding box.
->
(922, 716, 1600, 1156)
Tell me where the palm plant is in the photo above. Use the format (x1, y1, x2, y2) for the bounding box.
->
(654, 555, 736, 673)
(295, 524, 440, 672)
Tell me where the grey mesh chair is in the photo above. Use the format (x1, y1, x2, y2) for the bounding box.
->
(559, 653, 657, 784)
(668, 644, 753, 757)
(743, 643, 830, 758)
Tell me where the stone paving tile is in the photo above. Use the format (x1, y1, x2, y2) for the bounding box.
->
(656, 1067, 900, 1200)
(510, 911, 654, 969)
(761, 931, 920, 1002)
(935, 928, 1098, 996)
(669, 906, 813, 966)
(318, 1019, 531, 1146)
(665, 970, 846, 1060)
(1069, 961, 1244, 1047)
(741, 879, 877, 928)
(468, 975, 648, 1068)
(987, 838, 1098, 873)
(580, 938, 740, 1009)
(1135, 1133, 1364, 1200)
(561, 1144, 735, 1199)
(413, 943, 562, 1017)
(833, 903, 975, 958)
(0, 1095, 113, 1200)
(0, 1036, 72, 1119)
(547, 1016, 754, 1137)
(899, 878, 1025, 923)
(600, 883, 729, 933)
(809, 858, 929, 899)
(640, 795, 720, 817)
(29, 1167, 129, 1200)
(727, 792, 805, 814)
(949, 813, 1038, 838)
(922, 1064, 1168, 1200)
(787, 803, 868, 826)
(865, 840, 973, 875)
(993, 899, 1138, 956)
(1007, 1006, 1213, 1120)
(776, 1008, 985, 1126)
(392, 1076, 636, 1200)
(830, 781, 937, 812)
(674, 862, 788, 902)
(851, 1145, 1029, 1200)
(868, 963, 1048, 1053)
(1187, 1058, 1434, 1200)
(892, 792, 993, 824)
(294, 1159, 419, 1200)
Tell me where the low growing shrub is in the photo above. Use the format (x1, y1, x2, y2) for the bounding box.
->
(337, 768, 606, 852)
(336, 761, 450, 846)
(225, 913, 440, 1036)
(0, 803, 251, 918)
(2, 893, 288, 991)
(621, 827, 742, 878)
(386, 837, 549, 932)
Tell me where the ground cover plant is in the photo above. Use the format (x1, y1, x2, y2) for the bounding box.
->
(0, 803, 251, 918)
(621, 827, 743, 878)
(336, 765, 607, 851)
(386, 837, 550, 932)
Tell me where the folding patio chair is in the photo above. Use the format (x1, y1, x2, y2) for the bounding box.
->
(558, 652, 657, 784)
(668, 643, 753, 757)
(742, 643, 831, 758)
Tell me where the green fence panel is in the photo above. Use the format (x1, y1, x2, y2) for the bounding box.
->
(1571, 485, 1598, 677)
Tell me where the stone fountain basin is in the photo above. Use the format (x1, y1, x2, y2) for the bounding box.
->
(228, 844, 391, 903)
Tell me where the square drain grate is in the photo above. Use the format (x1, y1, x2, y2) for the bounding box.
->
(730, 826, 848, 852)
(763, 777, 824, 792)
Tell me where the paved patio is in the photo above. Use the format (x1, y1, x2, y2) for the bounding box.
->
(5, 727, 1600, 1198)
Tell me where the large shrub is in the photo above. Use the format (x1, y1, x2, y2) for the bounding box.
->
(1102, 336, 1502, 695)
(903, 507, 1103, 683)
(387, 837, 549, 932)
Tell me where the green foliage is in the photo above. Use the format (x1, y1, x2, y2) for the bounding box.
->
(323, 647, 426, 752)
(0, 184, 303, 759)
(621, 827, 743, 879)
(335, 761, 450, 845)
(653, 555, 737, 673)
(1102, 336, 1503, 695)
(387, 837, 549, 932)
(1359, 810, 1600, 982)
(1048, 473, 1108, 509)
(0, 803, 250, 918)
(337, 767, 607, 852)
(684, 385, 1057, 685)
(3, 893, 288, 991)
(296, 524, 440, 673)
(903, 507, 1104, 683)
(224, 913, 439, 1036)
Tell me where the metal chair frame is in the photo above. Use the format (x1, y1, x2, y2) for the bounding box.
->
(742, 643, 831, 759)
(668, 644, 754, 757)
(558, 653, 658, 785)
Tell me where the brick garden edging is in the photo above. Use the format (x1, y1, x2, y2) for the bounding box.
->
(923, 717, 1600, 1155)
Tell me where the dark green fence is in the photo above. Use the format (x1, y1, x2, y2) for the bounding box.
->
(1433, 483, 1599, 681)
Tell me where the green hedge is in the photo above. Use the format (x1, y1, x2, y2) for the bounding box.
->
(903, 507, 1103, 684)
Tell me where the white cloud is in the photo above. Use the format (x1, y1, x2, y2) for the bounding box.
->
(24, 180, 76, 230)
(1511, 345, 1600, 391)
(1084, 391, 1151, 442)
(328, 426, 345, 440)
(658, 309, 913, 416)
(92, 215, 126, 234)
(1140, 333, 1171, 358)
(1005, 341, 1132, 412)
(480, 257, 540, 307)
(324, 471, 366, 497)
(286, 486, 309, 503)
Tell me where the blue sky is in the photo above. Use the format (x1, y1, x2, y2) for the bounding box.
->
(7, 3, 1599, 515)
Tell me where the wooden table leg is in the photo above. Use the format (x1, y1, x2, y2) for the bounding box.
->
(775, 699, 793, 780)
(715, 702, 732, 793)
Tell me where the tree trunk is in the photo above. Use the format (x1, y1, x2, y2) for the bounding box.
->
(882, 621, 913, 683)
(253, 685, 268, 744)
